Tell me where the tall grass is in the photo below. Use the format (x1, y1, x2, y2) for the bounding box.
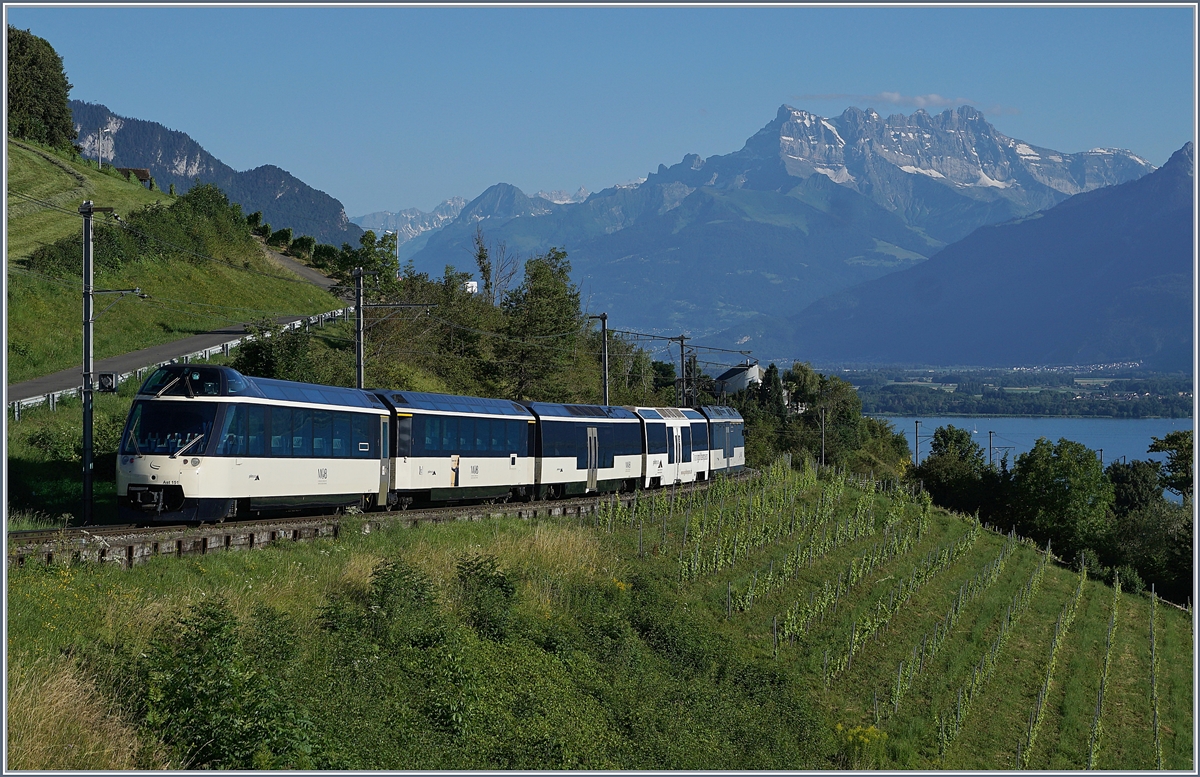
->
(6, 654, 171, 769)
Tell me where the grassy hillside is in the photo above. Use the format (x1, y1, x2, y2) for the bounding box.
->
(6, 463, 1191, 769)
(6, 138, 341, 384)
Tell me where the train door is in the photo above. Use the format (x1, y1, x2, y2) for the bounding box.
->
(724, 422, 734, 460)
(586, 427, 598, 491)
(379, 417, 390, 505)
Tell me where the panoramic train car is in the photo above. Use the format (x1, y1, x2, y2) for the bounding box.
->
(376, 390, 536, 505)
(523, 402, 642, 498)
(630, 406, 699, 487)
(700, 405, 746, 474)
(118, 364, 391, 523)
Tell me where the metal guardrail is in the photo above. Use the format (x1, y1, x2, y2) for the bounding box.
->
(8, 307, 354, 419)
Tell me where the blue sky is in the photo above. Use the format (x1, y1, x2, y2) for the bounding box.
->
(7, 5, 1196, 217)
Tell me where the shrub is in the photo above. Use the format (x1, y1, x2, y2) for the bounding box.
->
(268, 227, 293, 249)
(456, 554, 516, 641)
(141, 597, 313, 769)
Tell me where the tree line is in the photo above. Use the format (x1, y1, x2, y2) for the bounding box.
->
(910, 425, 1192, 604)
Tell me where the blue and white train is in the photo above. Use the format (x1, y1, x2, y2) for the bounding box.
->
(117, 364, 745, 523)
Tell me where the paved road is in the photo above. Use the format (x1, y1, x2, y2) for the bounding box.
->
(7, 246, 345, 403)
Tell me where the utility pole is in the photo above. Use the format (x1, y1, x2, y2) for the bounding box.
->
(914, 420, 922, 467)
(989, 430, 994, 468)
(671, 335, 689, 407)
(80, 201, 113, 524)
(350, 265, 433, 389)
(820, 406, 827, 467)
(353, 268, 366, 389)
(588, 313, 609, 405)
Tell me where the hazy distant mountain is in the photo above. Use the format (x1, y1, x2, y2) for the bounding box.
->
(70, 100, 363, 246)
(536, 186, 590, 204)
(406, 104, 1153, 337)
(721, 142, 1193, 370)
(352, 198, 466, 242)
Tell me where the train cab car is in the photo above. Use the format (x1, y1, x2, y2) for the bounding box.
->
(117, 365, 391, 523)
(523, 402, 642, 498)
(630, 407, 698, 487)
(700, 405, 746, 474)
(375, 391, 535, 505)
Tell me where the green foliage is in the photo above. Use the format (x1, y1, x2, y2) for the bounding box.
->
(25, 183, 256, 279)
(1148, 430, 1192, 500)
(496, 247, 581, 401)
(1011, 438, 1114, 562)
(7, 26, 76, 150)
(1106, 459, 1163, 517)
(141, 597, 313, 768)
(231, 319, 313, 382)
(289, 234, 316, 259)
(456, 555, 517, 642)
(246, 210, 263, 229)
(267, 227, 293, 248)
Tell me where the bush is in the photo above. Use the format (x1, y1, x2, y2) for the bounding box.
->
(456, 555, 516, 641)
(1114, 564, 1146, 595)
(141, 597, 313, 768)
(268, 227, 293, 249)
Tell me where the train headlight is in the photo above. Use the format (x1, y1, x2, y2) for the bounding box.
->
(190, 458, 200, 467)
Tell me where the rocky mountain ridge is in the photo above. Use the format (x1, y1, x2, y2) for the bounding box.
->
(69, 100, 363, 246)
(718, 141, 1193, 370)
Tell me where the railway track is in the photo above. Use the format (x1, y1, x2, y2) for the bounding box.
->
(7, 475, 745, 570)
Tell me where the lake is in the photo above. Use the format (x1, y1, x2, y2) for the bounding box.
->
(874, 414, 1194, 470)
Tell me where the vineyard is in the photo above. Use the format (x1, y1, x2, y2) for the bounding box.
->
(590, 461, 1193, 769)
(7, 461, 1194, 769)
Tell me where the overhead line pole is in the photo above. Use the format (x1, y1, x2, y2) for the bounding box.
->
(351, 266, 435, 389)
(588, 313, 609, 405)
(80, 201, 113, 525)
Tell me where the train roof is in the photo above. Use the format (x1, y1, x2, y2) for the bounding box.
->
(700, 405, 744, 421)
(523, 402, 638, 420)
(136, 364, 385, 410)
(382, 391, 533, 417)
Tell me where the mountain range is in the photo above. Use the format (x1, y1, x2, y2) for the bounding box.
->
(720, 141, 1194, 372)
(69, 100, 364, 246)
(400, 105, 1156, 340)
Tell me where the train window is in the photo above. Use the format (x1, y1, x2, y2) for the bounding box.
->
(458, 417, 474, 452)
(216, 404, 247, 456)
(423, 416, 441, 453)
(122, 400, 219, 456)
(393, 415, 411, 458)
(442, 417, 459, 452)
(312, 411, 332, 458)
(490, 419, 504, 452)
(291, 409, 313, 457)
(350, 414, 372, 458)
(682, 425, 692, 463)
(667, 427, 675, 464)
(270, 407, 292, 456)
(712, 422, 726, 452)
(247, 405, 266, 456)
(598, 424, 614, 469)
(505, 421, 518, 454)
(646, 422, 667, 455)
(732, 424, 745, 448)
(332, 412, 352, 458)
(475, 418, 489, 452)
(691, 422, 708, 450)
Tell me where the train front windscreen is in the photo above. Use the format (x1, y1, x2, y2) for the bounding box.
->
(121, 400, 218, 456)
